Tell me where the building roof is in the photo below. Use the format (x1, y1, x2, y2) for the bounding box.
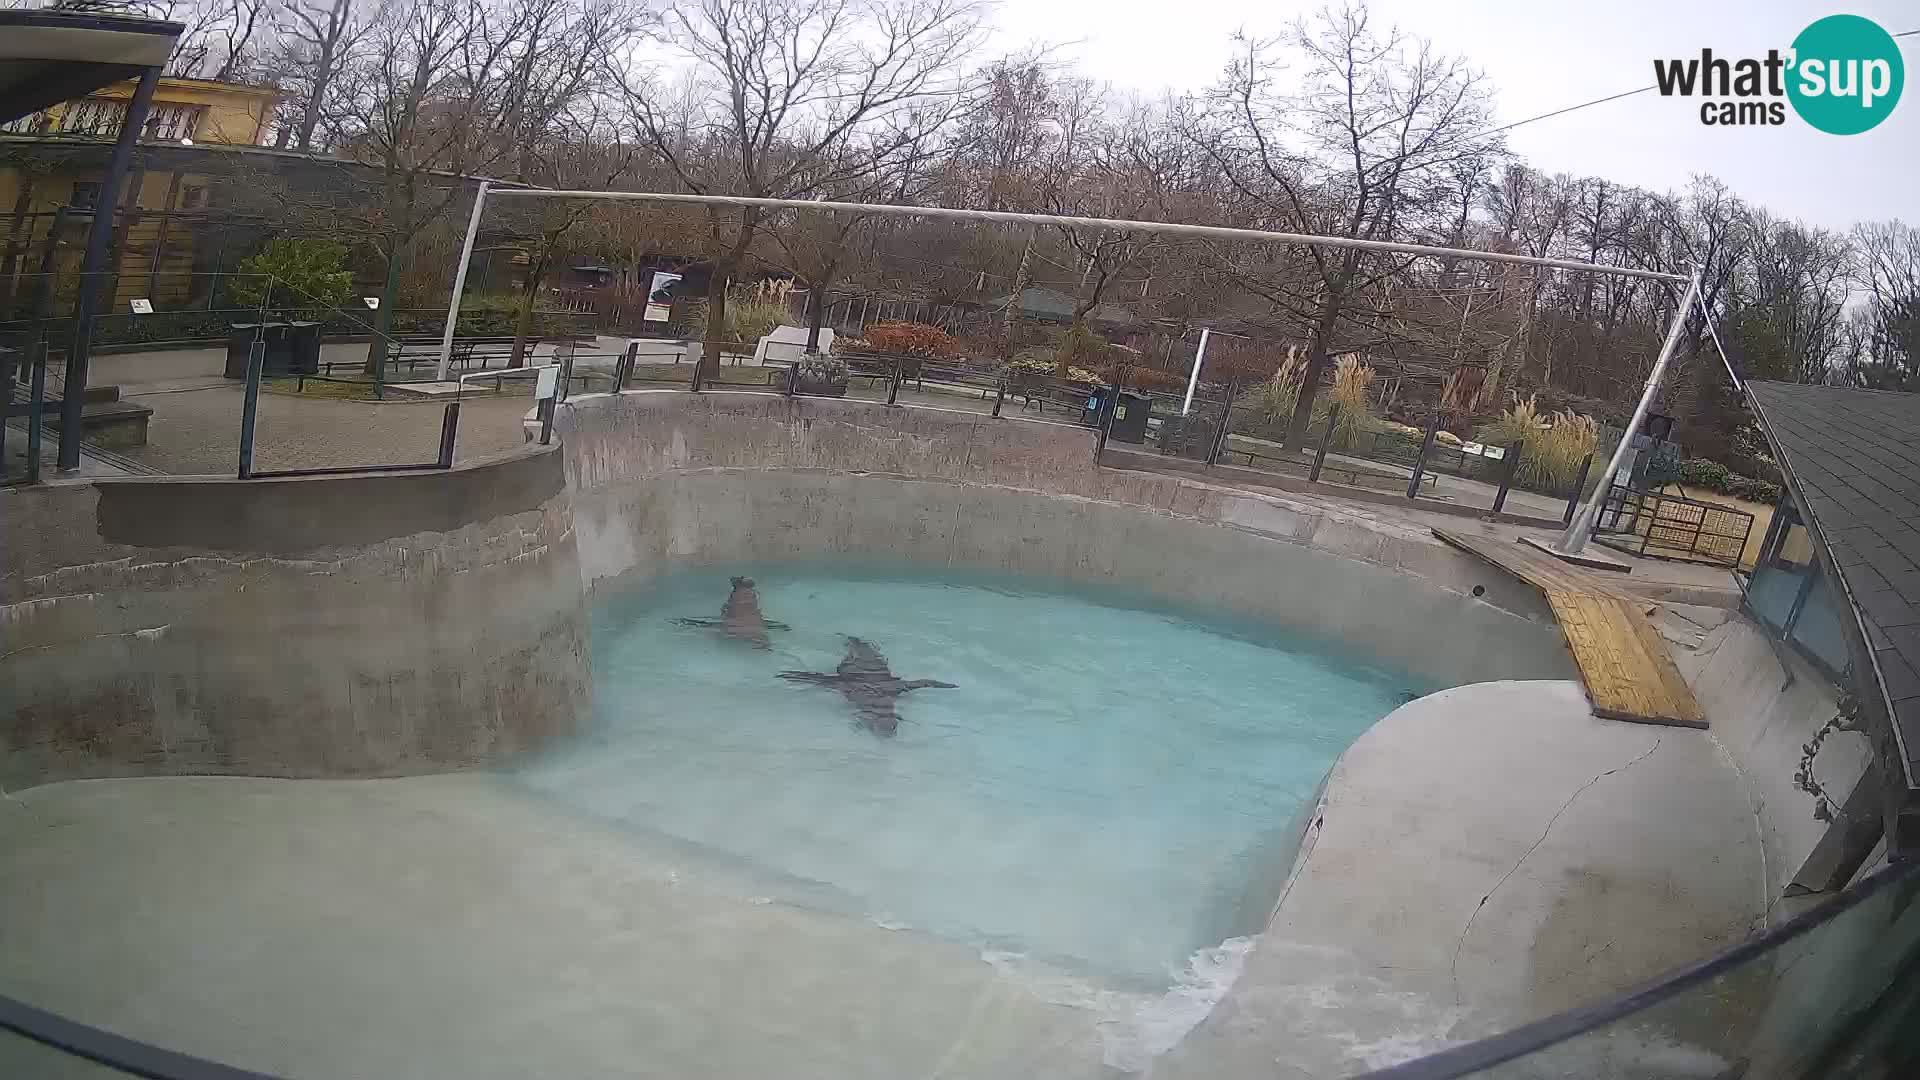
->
(0, 9, 181, 125)
(1745, 381, 1920, 832)
(987, 286, 1137, 327)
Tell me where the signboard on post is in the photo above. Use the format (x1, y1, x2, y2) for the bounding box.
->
(535, 365, 559, 401)
(129, 298, 153, 315)
(363, 297, 380, 310)
(645, 270, 681, 322)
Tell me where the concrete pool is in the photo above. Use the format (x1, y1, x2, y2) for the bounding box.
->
(1, 390, 1855, 1077)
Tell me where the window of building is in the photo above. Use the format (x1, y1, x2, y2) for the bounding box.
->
(143, 104, 206, 142)
(69, 181, 102, 210)
(0, 109, 55, 135)
(1747, 494, 1853, 678)
(60, 98, 127, 138)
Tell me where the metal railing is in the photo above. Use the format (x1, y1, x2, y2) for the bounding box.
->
(1593, 483, 1755, 568)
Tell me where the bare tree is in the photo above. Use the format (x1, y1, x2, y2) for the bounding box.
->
(275, 0, 363, 151)
(1194, 2, 1498, 447)
(611, 0, 985, 378)
(1847, 220, 1920, 389)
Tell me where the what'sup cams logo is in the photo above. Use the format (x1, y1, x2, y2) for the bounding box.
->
(1654, 14, 1904, 134)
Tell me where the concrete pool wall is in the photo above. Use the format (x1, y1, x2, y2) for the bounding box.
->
(0, 445, 589, 792)
(558, 390, 1578, 690)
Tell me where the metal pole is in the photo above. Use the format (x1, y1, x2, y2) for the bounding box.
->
(436, 401, 460, 467)
(24, 348, 45, 485)
(1407, 412, 1441, 500)
(237, 338, 263, 479)
(437, 180, 489, 382)
(1492, 440, 1524, 514)
(1557, 270, 1702, 553)
(1310, 403, 1340, 483)
(1180, 327, 1210, 416)
(1564, 455, 1595, 526)
(486, 188, 1690, 284)
(58, 64, 160, 471)
(1206, 379, 1238, 465)
(992, 380, 1005, 417)
(886, 359, 902, 406)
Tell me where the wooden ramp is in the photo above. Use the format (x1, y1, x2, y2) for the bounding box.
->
(1433, 528, 1706, 729)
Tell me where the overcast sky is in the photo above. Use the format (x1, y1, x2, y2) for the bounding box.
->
(990, 0, 1916, 233)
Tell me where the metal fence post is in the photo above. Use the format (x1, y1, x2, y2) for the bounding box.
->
(237, 338, 264, 479)
(1492, 439, 1524, 514)
(437, 401, 460, 468)
(614, 340, 636, 392)
(1564, 454, 1595, 526)
(1406, 412, 1441, 500)
(885, 358, 902, 406)
(1206, 380, 1238, 465)
(991, 379, 1006, 417)
(24, 348, 46, 485)
(557, 344, 576, 403)
(1310, 403, 1340, 483)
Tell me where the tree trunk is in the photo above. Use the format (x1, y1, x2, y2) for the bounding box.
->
(363, 249, 400, 377)
(509, 249, 548, 368)
(509, 287, 536, 369)
(1282, 298, 1343, 451)
(804, 278, 829, 353)
(701, 209, 760, 378)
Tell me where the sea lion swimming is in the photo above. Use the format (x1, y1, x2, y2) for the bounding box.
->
(674, 576, 788, 648)
(777, 636, 956, 736)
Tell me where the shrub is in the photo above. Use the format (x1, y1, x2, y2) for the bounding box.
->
(1672, 457, 1781, 505)
(1004, 354, 1101, 385)
(1475, 394, 1546, 450)
(1249, 355, 1306, 425)
(862, 321, 957, 357)
(1324, 355, 1377, 448)
(1527, 409, 1601, 490)
(229, 238, 352, 318)
(721, 291, 789, 346)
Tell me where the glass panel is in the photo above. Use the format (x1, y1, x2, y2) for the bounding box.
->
(1748, 545, 1809, 632)
(1376, 860, 1920, 1080)
(1790, 569, 1853, 674)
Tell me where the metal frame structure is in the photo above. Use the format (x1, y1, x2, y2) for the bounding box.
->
(443, 187, 1699, 553)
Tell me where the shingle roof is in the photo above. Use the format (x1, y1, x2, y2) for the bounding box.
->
(1746, 382, 1920, 801)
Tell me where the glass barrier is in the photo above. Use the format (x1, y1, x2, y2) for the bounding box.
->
(1357, 856, 1920, 1079)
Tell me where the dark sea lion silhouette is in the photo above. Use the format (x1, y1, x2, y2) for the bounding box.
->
(778, 637, 956, 736)
(674, 576, 787, 648)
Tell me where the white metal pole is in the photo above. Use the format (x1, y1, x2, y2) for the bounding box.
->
(485, 188, 1690, 285)
(1557, 269, 1703, 554)
(437, 179, 490, 382)
(1181, 327, 1211, 416)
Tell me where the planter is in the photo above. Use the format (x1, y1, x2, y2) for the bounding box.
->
(794, 374, 848, 397)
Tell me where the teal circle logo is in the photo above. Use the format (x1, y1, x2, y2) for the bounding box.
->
(1787, 14, 1904, 135)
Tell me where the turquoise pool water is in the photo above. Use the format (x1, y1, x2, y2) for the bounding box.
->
(516, 567, 1416, 987)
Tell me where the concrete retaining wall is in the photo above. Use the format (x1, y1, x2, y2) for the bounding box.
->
(1671, 610, 1871, 907)
(558, 392, 1575, 690)
(1, 445, 589, 791)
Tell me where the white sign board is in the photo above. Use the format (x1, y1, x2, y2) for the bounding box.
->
(645, 270, 682, 322)
(534, 365, 559, 401)
(128, 298, 153, 315)
(362, 296, 380, 310)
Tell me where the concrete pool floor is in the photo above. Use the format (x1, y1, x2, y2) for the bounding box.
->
(0, 680, 1771, 1079)
(0, 774, 1113, 1080)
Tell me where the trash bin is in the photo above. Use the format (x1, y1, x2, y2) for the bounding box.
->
(224, 322, 291, 378)
(1108, 391, 1150, 443)
(286, 321, 322, 375)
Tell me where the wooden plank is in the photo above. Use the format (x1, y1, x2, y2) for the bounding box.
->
(1433, 528, 1706, 729)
